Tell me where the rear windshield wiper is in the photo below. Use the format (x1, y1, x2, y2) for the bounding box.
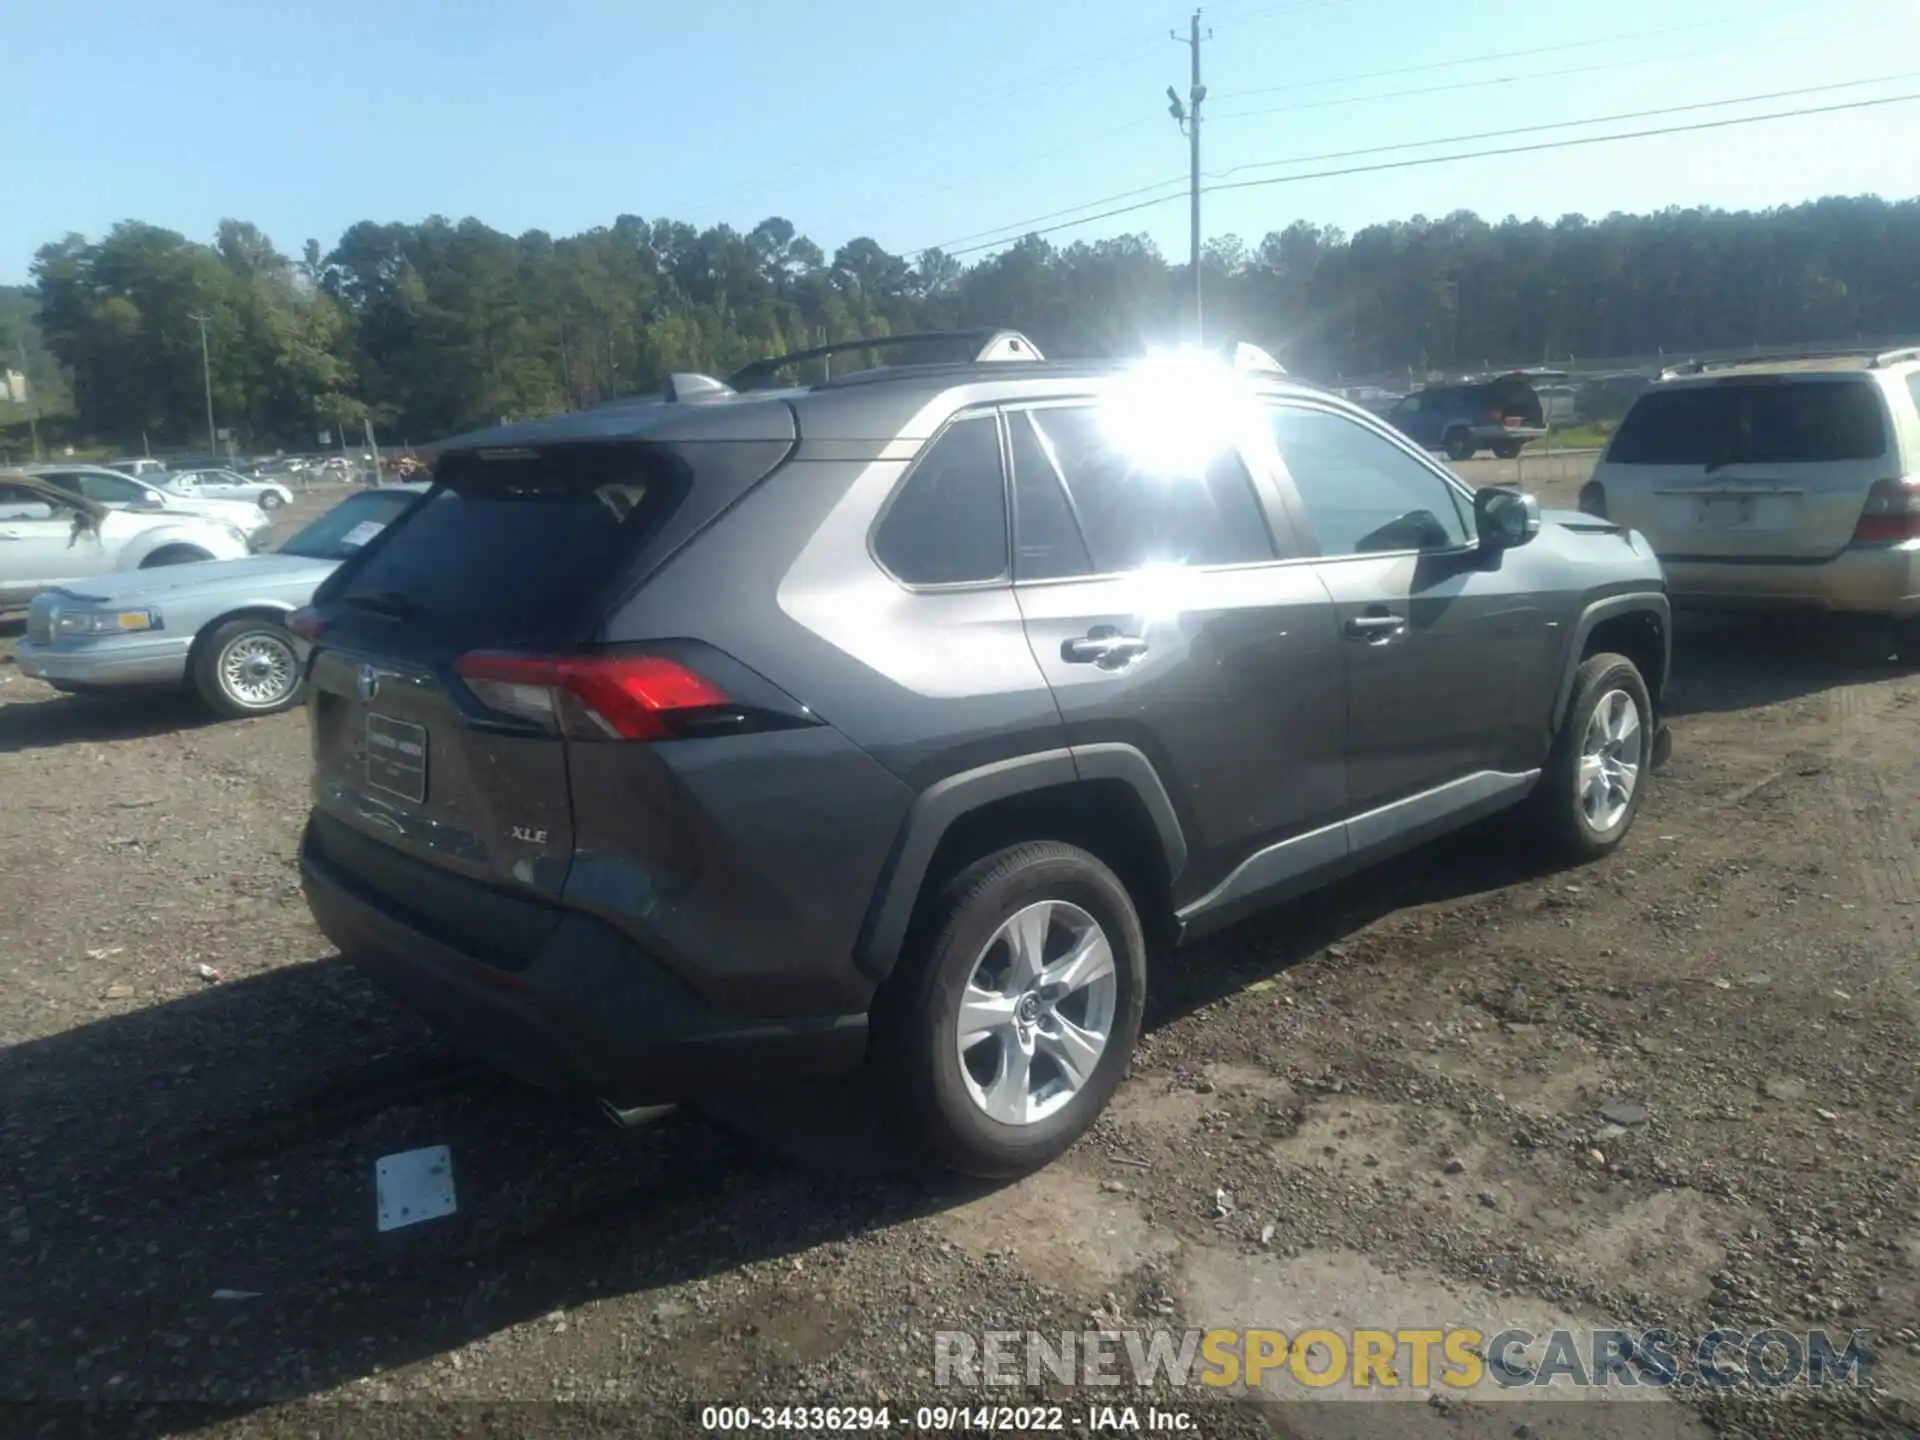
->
(340, 590, 420, 621)
(1702, 452, 1759, 474)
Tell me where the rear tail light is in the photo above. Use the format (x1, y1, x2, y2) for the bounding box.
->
(288, 607, 328, 642)
(455, 651, 732, 740)
(1577, 480, 1608, 518)
(1851, 477, 1920, 544)
(1484, 407, 1504, 422)
(1501, 415, 1522, 429)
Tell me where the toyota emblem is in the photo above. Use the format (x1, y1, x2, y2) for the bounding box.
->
(357, 664, 379, 703)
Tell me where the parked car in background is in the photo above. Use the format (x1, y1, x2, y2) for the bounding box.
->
(1386, 372, 1549, 460)
(293, 329, 1671, 1180)
(163, 467, 296, 511)
(16, 484, 426, 715)
(25, 464, 273, 547)
(1583, 348, 1920, 652)
(104, 457, 170, 480)
(0, 470, 250, 609)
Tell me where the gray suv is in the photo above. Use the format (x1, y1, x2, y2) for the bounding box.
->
(295, 330, 1672, 1177)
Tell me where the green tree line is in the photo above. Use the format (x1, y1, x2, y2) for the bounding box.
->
(10, 193, 1919, 451)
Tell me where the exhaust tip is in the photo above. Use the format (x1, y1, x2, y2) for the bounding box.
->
(599, 1098, 679, 1129)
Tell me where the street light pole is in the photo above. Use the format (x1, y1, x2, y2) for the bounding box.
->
(188, 312, 216, 454)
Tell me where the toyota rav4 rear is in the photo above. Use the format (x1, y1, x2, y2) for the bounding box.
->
(294, 395, 904, 1108)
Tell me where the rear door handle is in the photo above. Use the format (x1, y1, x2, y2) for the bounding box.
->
(1062, 627, 1149, 668)
(1344, 612, 1406, 643)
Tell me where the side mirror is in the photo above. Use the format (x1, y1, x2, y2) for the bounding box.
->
(1474, 485, 1540, 553)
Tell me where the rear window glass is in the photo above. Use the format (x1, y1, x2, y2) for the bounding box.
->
(1609, 381, 1887, 465)
(331, 447, 688, 645)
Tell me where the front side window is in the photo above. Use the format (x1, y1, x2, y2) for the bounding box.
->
(872, 415, 1008, 586)
(1268, 405, 1471, 556)
(1022, 405, 1272, 573)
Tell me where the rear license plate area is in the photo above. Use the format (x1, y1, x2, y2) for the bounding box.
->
(366, 713, 428, 803)
(1698, 496, 1756, 527)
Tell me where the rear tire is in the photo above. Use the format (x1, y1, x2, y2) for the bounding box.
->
(192, 616, 304, 718)
(880, 842, 1147, 1178)
(1444, 431, 1475, 462)
(1531, 652, 1654, 861)
(1492, 440, 1523, 460)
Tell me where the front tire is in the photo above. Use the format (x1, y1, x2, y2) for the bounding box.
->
(139, 545, 212, 568)
(1533, 652, 1654, 860)
(193, 616, 304, 718)
(882, 842, 1147, 1178)
(259, 491, 284, 511)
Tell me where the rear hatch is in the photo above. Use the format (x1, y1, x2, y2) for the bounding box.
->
(1484, 374, 1545, 431)
(302, 419, 794, 944)
(1598, 377, 1892, 559)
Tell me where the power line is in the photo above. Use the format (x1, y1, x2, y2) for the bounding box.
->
(1215, 10, 1771, 101)
(1207, 25, 1849, 122)
(1206, 91, 1920, 196)
(940, 90, 1920, 258)
(1204, 71, 1920, 183)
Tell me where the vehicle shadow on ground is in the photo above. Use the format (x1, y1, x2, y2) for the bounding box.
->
(1663, 612, 1914, 718)
(0, 827, 1563, 1426)
(0, 692, 219, 753)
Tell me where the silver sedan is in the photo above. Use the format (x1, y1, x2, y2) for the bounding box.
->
(17, 485, 426, 717)
(163, 468, 298, 512)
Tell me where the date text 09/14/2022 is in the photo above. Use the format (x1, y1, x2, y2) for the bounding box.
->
(698, 1404, 1198, 1432)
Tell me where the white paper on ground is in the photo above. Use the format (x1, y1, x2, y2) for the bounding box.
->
(374, 1145, 457, 1232)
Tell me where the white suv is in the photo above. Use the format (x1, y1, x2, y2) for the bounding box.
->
(1583, 348, 1920, 649)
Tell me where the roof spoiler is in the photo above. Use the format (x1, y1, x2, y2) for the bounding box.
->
(725, 328, 1043, 391)
(662, 372, 736, 403)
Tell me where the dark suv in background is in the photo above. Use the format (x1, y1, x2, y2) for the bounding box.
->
(294, 330, 1670, 1177)
(1387, 372, 1549, 460)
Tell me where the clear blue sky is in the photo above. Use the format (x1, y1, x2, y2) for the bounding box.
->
(7, 0, 1920, 284)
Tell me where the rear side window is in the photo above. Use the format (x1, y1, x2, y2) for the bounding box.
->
(873, 415, 1008, 586)
(1024, 406, 1272, 572)
(332, 446, 690, 646)
(1609, 381, 1887, 465)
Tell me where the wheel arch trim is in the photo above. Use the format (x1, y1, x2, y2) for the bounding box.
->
(1553, 591, 1671, 729)
(855, 745, 1187, 983)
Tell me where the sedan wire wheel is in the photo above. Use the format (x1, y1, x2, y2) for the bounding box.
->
(218, 630, 298, 709)
(1579, 688, 1641, 832)
(955, 900, 1117, 1126)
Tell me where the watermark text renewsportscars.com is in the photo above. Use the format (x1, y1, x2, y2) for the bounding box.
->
(934, 1326, 1874, 1394)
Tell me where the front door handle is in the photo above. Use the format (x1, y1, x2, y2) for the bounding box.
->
(1062, 627, 1149, 668)
(1344, 612, 1406, 643)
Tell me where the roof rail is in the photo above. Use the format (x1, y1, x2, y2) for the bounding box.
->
(1659, 345, 1920, 380)
(662, 372, 735, 403)
(725, 329, 1044, 391)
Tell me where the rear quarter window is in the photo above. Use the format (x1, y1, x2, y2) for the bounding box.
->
(329, 446, 692, 647)
(1609, 380, 1888, 465)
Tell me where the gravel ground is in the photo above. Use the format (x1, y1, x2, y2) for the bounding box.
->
(1, 467, 1916, 1440)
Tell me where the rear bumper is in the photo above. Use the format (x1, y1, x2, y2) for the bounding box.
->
(15, 635, 191, 689)
(1664, 543, 1920, 617)
(298, 821, 869, 1101)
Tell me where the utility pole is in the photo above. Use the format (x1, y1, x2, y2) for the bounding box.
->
(1168, 10, 1209, 344)
(188, 312, 217, 454)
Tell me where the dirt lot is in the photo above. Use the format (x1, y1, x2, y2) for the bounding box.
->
(1, 465, 1916, 1439)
